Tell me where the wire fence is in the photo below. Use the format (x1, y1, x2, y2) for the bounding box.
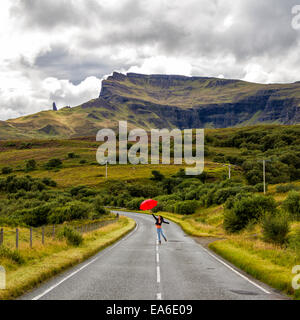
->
(0, 215, 119, 250)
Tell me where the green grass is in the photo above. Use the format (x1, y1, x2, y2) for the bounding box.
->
(209, 239, 300, 299)
(0, 216, 135, 300)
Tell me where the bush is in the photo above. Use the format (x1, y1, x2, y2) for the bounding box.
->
(94, 197, 108, 215)
(19, 203, 51, 226)
(174, 200, 198, 214)
(127, 183, 163, 198)
(262, 212, 290, 246)
(276, 184, 299, 193)
(224, 194, 277, 233)
(127, 197, 144, 210)
(0, 246, 24, 264)
(42, 177, 57, 187)
(79, 160, 87, 164)
(2, 167, 13, 174)
(48, 201, 90, 224)
(223, 210, 245, 234)
(25, 159, 36, 171)
(255, 183, 266, 193)
(45, 158, 62, 169)
(67, 152, 80, 159)
(282, 191, 300, 220)
(151, 170, 165, 181)
(0, 175, 46, 193)
(58, 226, 83, 246)
(70, 185, 96, 198)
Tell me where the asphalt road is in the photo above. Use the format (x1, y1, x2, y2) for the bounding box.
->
(21, 211, 285, 300)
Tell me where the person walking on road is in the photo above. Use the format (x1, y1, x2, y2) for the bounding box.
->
(152, 214, 169, 244)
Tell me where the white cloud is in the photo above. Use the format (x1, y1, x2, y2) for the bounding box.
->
(42, 76, 102, 107)
(0, 0, 300, 120)
(127, 56, 192, 75)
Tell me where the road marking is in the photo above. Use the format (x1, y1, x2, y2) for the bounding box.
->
(156, 253, 159, 263)
(157, 266, 160, 283)
(157, 293, 162, 300)
(32, 222, 139, 300)
(201, 247, 271, 294)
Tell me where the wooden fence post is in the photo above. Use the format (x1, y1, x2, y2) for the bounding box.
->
(42, 227, 45, 245)
(0, 228, 3, 246)
(30, 228, 33, 249)
(16, 228, 19, 250)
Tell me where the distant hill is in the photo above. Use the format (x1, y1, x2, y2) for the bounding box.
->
(1, 72, 300, 140)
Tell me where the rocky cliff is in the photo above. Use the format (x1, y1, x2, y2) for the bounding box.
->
(98, 72, 300, 129)
(0, 72, 299, 139)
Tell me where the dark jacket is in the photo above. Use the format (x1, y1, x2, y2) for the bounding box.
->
(152, 214, 169, 227)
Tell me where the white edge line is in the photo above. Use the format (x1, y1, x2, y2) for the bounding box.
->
(32, 222, 138, 300)
(156, 253, 159, 263)
(201, 247, 270, 294)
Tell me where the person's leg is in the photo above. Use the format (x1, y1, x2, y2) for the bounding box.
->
(161, 228, 167, 241)
(157, 228, 161, 243)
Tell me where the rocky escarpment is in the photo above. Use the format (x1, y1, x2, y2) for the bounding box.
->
(98, 72, 300, 128)
(1, 72, 299, 140)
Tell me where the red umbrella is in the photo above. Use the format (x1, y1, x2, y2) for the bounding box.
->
(140, 199, 158, 211)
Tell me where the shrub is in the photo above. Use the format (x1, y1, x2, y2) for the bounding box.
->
(94, 197, 108, 215)
(224, 194, 276, 233)
(45, 158, 62, 169)
(127, 197, 144, 210)
(67, 152, 80, 159)
(48, 201, 90, 224)
(79, 160, 87, 164)
(25, 159, 36, 171)
(276, 184, 299, 193)
(2, 167, 13, 174)
(262, 212, 290, 246)
(174, 200, 198, 214)
(0, 246, 24, 264)
(58, 226, 83, 246)
(19, 203, 51, 226)
(223, 210, 245, 234)
(70, 185, 96, 198)
(282, 191, 300, 220)
(42, 177, 57, 187)
(255, 183, 266, 193)
(127, 183, 163, 198)
(0, 175, 46, 193)
(151, 170, 165, 181)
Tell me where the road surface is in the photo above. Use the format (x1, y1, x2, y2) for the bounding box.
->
(21, 211, 285, 300)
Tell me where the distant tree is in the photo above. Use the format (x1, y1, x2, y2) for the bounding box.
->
(26, 159, 37, 171)
(45, 158, 62, 169)
(1, 167, 13, 174)
(151, 170, 165, 181)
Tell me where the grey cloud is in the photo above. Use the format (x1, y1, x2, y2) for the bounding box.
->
(2, 0, 300, 121)
(34, 45, 131, 83)
(11, 0, 300, 65)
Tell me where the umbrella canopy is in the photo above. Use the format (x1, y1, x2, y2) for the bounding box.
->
(140, 199, 158, 211)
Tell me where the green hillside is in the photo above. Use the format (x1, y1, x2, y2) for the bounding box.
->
(0, 72, 299, 140)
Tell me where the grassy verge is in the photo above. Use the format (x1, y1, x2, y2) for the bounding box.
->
(209, 238, 300, 299)
(0, 216, 135, 300)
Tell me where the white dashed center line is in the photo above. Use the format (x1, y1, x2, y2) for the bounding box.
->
(156, 265, 161, 283)
(156, 240, 162, 299)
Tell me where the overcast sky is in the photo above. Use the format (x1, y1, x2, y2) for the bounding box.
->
(1, 0, 300, 120)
